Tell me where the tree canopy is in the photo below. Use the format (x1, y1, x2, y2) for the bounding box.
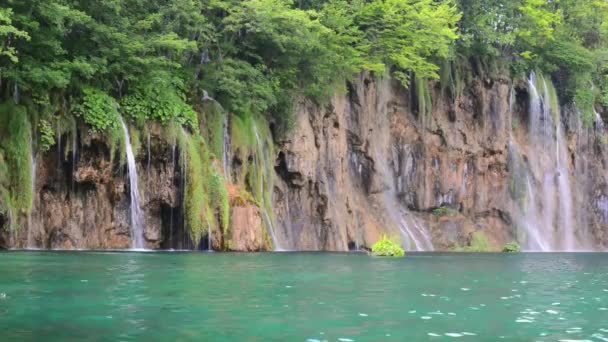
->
(0, 0, 606, 131)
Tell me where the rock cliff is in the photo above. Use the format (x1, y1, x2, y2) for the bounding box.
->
(1, 74, 607, 251)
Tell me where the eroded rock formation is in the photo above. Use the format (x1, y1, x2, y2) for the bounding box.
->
(1, 74, 607, 251)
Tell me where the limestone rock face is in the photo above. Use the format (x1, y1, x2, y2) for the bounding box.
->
(1, 75, 607, 251)
(272, 75, 608, 251)
(227, 205, 268, 251)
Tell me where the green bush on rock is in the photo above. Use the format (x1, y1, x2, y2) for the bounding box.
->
(502, 242, 521, 253)
(372, 236, 405, 257)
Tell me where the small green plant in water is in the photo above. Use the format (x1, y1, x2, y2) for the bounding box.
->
(372, 236, 405, 257)
(502, 242, 521, 253)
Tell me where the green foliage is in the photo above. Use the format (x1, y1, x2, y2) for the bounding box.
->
(73, 88, 119, 133)
(502, 242, 521, 253)
(38, 119, 55, 152)
(372, 235, 405, 257)
(355, 0, 461, 85)
(121, 71, 198, 131)
(455, 232, 496, 252)
(0, 7, 30, 63)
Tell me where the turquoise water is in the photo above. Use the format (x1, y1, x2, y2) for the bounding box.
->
(1, 252, 608, 341)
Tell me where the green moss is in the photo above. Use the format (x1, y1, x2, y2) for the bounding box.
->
(502, 242, 521, 253)
(455, 232, 497, 252)
(511, 116, 520, 131)
(200, 101, 226, 160)
(176, 126, 233, 246)
(432, 206, 458, 217)
(209, 170, 230, 234)
(230, 114, 278, 248)
(231, 113, 256, 152)
(0, 102, 33, 215)
(128, 125, 142, 160)
(415, 76, 432, 122)
(178, 130, 209, 245)
(372, 236, 405, 257)
(108, 124, 126, 166)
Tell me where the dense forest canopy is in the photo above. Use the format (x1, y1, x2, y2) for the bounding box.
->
(1, 0, 607, 128)
(0, 0, 607, 238)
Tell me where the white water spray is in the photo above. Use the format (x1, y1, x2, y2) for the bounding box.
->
(223, 115, 231, 181)
(374, 77, 434, 251)
(119, 117, 145, 249)
(253, 123, 283, 251)
(509, 72, 583, 251)
(26, 130, 36, 249)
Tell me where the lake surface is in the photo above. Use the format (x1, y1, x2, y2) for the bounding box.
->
(1, 252, 608, 341)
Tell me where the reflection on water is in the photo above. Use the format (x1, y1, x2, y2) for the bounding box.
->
(0, 252, 608, 340)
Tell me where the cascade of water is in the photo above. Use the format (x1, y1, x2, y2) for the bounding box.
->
(207, 221, 212, 251)
(512, 72, 580, 251)
(27, 130, 36, 249)
(594, 112, 608, 228)
(373, 77, 434, 251)
(119, 117, 145, 249)
(56, 124, 62, 171)
(146, 130, 151, 180)
(377, 152, 434, 251)
(252, 123, 283, 251)
(509, 83, 515, 115)
(13, 84, 20, 104)
(169, 142, 176, 248)
(223, 114, 231, 181)
(507, 141, 551, 251)
(180, 128, 189, 250)
(71, 130, 77, 191)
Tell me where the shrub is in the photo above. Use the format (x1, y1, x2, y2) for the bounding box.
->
(73, 88, 119, 132)
(502, 242, 521, 253)
(38, 119, 55, 152)
(372, 236, 405, 257)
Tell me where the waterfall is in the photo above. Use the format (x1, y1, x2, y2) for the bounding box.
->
(223, 114, 231, 181)
(374, 77, 434, 251)
(509, 72, 584, 251)
(119, 117, 145, 249)
(146, 130, 151, 180)
(169, 142, 176, 248)
(207, 221, 212, 251)
(26, 130, 36, 249)
(252, 123, 284, 251)
(507, 141, 551, 251)
(376, 153, 434, 251)
(56, 122, 62, 171)
(71, 129, 77, 191)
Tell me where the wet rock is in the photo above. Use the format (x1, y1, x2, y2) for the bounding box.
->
(228, 205, 268, 251)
